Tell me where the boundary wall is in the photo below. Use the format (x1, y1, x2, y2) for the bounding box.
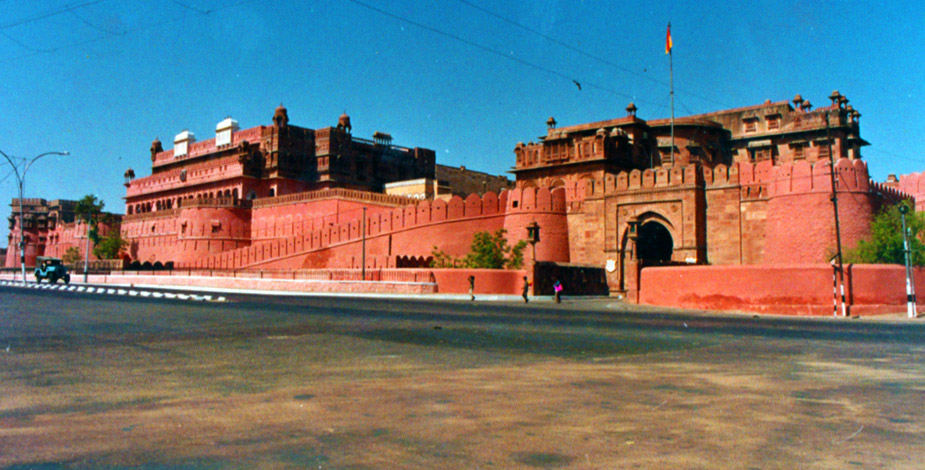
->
(195, 187, 568, 271)
(0, 268, 530, 296)
(898, 171, 925, 211)
(639, 264, 925, 315)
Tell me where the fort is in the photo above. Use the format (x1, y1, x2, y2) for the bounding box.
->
(5, 92, 922, 312)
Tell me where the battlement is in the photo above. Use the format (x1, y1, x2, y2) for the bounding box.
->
(194, 186, 566, 270)
(253, 188, 418, 209)
(870, 180, 914, 206)
(765, 158, 869, 197)
(607, 165, 702, 194)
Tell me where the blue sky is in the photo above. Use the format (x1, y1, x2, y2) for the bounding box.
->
(1, 0, 923, 247)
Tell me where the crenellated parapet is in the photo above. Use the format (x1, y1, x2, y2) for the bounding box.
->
(609, 165, 701, 194)
(870, 180, 914, 206)
(764, 158, 870, 198)
(192, 186, 569, 270)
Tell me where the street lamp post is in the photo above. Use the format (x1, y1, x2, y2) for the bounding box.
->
(899, 204, 917, 319)
(0, 150, 69, 284)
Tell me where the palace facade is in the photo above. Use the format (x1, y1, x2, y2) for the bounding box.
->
(5, 92, 915, 299)
(511, 91, 907, 296)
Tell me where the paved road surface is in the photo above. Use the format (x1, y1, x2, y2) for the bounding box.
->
(2, 286, 924, 469)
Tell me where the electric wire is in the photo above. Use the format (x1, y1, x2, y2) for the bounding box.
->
(0, 0, 106, 30)
(344, 0, 665, 108)
(450, 0, 733, 109)
(67, 4, 127, 36)
(0, 0, 253, 63)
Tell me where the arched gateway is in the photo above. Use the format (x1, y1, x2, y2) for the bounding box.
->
(636, 221, 673, 263)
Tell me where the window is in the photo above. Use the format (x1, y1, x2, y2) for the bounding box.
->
(750, 148, 771, 162)
(743, 118, 758, 133)
(817, 143, 830, 159)
(766, 115, 780, 130)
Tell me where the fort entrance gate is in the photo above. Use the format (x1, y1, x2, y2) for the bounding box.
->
(636, 221, 673, 263)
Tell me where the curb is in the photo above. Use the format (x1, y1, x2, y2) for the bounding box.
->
(0, 280, 226, 303)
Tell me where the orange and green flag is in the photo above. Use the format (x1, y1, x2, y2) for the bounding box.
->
(666, 23, 673, 54)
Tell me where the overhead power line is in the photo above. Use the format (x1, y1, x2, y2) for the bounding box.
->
(0, 0, 105, 30)
(67, 4, 127, 36)
(345, 0, 666, 108)
(450, 0, 732, 110)
(0, 0, 253, 63)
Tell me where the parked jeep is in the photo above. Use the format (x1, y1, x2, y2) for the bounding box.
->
(34, 257, 70, 284)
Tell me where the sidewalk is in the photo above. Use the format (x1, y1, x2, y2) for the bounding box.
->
(0, 273, 563, 302)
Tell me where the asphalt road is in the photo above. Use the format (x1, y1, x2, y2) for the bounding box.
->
(2, 286, 924, 469)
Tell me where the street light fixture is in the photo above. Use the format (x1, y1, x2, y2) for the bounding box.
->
(0, 149, 70, 284)
(899, 204, 917, 319)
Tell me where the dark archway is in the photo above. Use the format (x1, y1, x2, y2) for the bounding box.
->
(636, 221, 673, 262)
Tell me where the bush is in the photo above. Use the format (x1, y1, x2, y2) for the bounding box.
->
(93, 231, 128, 260)
(431, 229, 527, 269)
(845, 202, 925, 266)
(62, 246, 82, 266)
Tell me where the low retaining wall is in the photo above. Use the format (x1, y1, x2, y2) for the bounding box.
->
(430, 269, 527, 295)
(0, 273, 436, 295)
(639, 264, 925, 315)
(2, 269, 535, 296)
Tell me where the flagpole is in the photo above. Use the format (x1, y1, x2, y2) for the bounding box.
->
(669, 22, 675, 167)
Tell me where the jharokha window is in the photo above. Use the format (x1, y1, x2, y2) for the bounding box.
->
(750, 147, 772, 162)
(743, 118, 758, 133)
(766, 114, 781, 130)
(816, 141, 831, 159)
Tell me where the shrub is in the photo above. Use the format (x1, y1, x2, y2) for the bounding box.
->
(845, 201, 925, 266)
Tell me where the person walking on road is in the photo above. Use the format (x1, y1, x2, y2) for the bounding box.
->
(522, 276, 530, 303)
(468, 275, 475, 301)
(553, 279, 563, 304)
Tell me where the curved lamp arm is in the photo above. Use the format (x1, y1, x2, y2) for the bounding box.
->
(21, 151, 69, 182)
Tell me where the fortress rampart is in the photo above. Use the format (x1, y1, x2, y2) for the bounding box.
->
(192, 187, 568, 271)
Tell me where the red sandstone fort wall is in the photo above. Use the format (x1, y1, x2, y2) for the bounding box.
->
(194, 187, 568, 271)
(764, 158, 875, 263)
(5, 219, 119, 268)
(898, 172, 925, 211)
(639, 264, 925, 315)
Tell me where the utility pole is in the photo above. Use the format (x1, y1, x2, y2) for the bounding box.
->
(825, 112, 848, 317)
(0, 150, 69, 284)
(899, 204, 917, 318)
(361, 207, 366, 281)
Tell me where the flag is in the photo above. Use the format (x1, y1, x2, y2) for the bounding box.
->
(666, 23, 673, 54)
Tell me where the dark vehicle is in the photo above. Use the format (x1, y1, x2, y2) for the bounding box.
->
(34, 257, 70, 284)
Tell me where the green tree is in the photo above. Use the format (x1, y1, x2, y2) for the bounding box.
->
(429, 229, 528, 269)
(62, 246, 82, 266)
(845, 201, 925, 266)
(464, 229, 528, 269)
(93, 230, 128, 260)
(74, 194, 105, 244)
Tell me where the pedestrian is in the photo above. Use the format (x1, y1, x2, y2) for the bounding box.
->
(553, 279, 563, 304)
(522, 275, 530, 303)
(468, 274, 475, 301)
